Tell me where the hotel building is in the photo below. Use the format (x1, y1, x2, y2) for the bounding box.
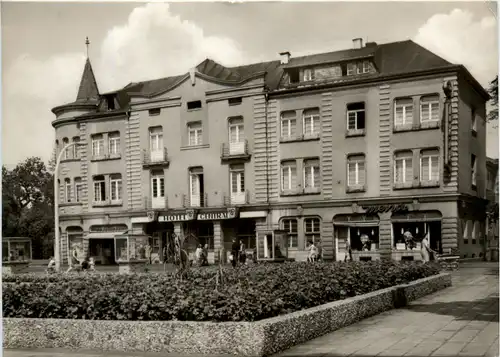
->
(52, 38, 490, 264)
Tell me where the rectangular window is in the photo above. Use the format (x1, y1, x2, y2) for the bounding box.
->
(472, 221, 479, 244)
(463, 220, 470, 244)
(362, 61, 370, 73)
(187, 100, 202, 110)
(93, 176, 106, 202)
(65, 178, 71, 203)
(347, 155, 366, 187)
(229, 117, 244, 143)
(305, 217, 321, 245)
(302, 68, 313, 81)
(471, 154, 477, 187)
(149, 126, 163, 151)
(282, 219, 298, 248)
(420, 95, 440, 123)
(108, 132, 120, 155)
(189, 167, 204, 207)
(110, 174, 122, 202)
(149, 108, 161, 116)
(420, 149, 440, 182)
(151, 173, 165, 198)
(281, 111, 296, 139)
(281, 161, 297, 191)
(230, 165, 245, 194)
(303, 108, 320, 137)
(228, 97, 242, 106)
(347, 63, 356, 76)
(92, 134, 104, 157)
(347, 102, 366, 130)
(74, 177, 82, 203)
(72, 137, 80, 159)
(188, 122, 203, 146)
(303, 159, 320, 189)
(394, 151, 413, 184)
(395, 98, 413, 126)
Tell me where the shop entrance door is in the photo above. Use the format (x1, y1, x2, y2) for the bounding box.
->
(89, 239, 116, 265)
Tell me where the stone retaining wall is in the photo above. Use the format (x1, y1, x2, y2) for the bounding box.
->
(3, 273, 451, 357)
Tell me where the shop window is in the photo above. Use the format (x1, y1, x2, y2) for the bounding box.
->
(281, 160, 297, 192)
(281, 111, 297, 140)
(303, 108, 320, 137)
(304, 217, 321, 246)
(237, 220, 256, 249)
(394, 151, 413, 184)
(394, 98, 413, 127)
(349, 227, 379, 252)
(281, 218, 298, 248)
(420, 95, 439, 123)
(393, 221, 442, 253)
(197, 222, 214, 250)
(420, 149, 439, 183)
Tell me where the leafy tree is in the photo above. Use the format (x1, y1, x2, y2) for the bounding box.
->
(487, 76, 498, 123)
(2, 157, 54, 259)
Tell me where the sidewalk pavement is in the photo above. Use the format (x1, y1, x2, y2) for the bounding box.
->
(4, 262, 499, 357)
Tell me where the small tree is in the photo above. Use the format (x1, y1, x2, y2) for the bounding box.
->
(487, 76, 498, 124)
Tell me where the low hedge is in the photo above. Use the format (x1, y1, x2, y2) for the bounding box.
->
(2, 261, 440, 322)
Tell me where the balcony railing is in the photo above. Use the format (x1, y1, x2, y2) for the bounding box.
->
(224, 190, 249, 206)
(221, 140, 251, 161)
(144, 195, 168, 210)
(183, 193, 208, 208)
(143, 148, 169, 168)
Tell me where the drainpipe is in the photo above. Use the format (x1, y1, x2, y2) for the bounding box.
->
(264, 90, 270, 205)
(443, 81, 452, 168)
(126, 109, 132, 210)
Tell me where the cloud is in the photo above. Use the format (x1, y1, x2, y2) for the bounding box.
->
(3, 3, 245, 166)
(414, 9, 498, 87)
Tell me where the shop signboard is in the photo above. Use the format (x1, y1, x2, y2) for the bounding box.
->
(158, 209, 196, 222)
(361, 204, 409, 215)
(197, 208, 238, 220)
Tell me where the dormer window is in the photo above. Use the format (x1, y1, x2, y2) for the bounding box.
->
(105, 95, 115, 111)
(347, 63, 356, 76)
(289, 69, 300, 84)
(303, 69, 314, 82)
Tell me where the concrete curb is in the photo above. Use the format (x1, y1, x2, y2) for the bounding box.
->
(3, 273, 451, 357)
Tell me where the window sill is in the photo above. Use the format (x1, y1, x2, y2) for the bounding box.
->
(419, 180, 440, 188)
(393, 122, 439, 133)
(280, 188, 321, 196)
(181, 144, 209, 151)
(346, 129, 365, 138)
(91, 154, 121, 162)
(92, 200, 123, 207)
(279, 135, 320, 143)
(303, 187, 321, 195)
(60, 158, 81, 163)
(60, 202, 83, 207)
(346, 185, 366, 193)
(393, 182, 418, 190)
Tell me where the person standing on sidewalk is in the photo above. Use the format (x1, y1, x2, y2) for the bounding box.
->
(231, 238, 240, 268)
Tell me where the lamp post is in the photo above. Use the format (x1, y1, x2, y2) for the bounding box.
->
(54, 142, 83, 272)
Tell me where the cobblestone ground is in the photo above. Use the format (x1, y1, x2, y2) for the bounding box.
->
(4, 261, 499, 357)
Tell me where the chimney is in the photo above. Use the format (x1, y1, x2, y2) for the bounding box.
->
(352, 38, 363, 49)
(365, 42, 378, 48)
(279, 51, 291, 65)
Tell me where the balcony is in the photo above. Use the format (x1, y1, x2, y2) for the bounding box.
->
(221, 140, 251, 162)
(92, 199, 123, 207)
(142, 148, 169, 168)
(224, 190, 249, 206)
(183, 193, 208, 208)
(144, 196, 168, 210)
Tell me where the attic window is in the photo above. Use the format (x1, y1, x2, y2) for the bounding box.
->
(228, 97, 242, 106)
(288, 69, 299, 84)
(187, 100, 202, 110)
(105, 95, 115, 111)
(149, 108, 161, 116)
(302, 69, 314, 82)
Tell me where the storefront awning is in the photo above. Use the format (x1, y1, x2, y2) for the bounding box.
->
(86, 232, 126, 239)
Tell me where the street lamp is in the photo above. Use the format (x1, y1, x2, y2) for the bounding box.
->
(54, 142, 84, 272)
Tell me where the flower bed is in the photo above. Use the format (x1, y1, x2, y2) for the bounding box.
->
(2, 261, 440, 322)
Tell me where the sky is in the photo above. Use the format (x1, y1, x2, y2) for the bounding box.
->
(2, 1, 498, 167)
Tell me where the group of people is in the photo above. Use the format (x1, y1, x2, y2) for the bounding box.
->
(306, 240, 323, 262)
(230, 238, 255, 267)
(46, 248, 96, 274)
(194, 244, 209, 266)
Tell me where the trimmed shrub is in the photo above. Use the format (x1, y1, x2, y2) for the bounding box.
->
(2, 261, 440, 322)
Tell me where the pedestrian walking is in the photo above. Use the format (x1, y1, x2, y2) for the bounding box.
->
(145, 243, 152, 264)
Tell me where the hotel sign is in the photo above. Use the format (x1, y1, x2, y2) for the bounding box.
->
(361, 204, 409, 215)
(197, 208, 238, 220)
(158, 209, 195, 222)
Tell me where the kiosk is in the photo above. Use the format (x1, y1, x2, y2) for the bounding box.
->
(114, 229, 150, 273)
(256, 229, 289, 262)
(2, 237, 32, 274)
